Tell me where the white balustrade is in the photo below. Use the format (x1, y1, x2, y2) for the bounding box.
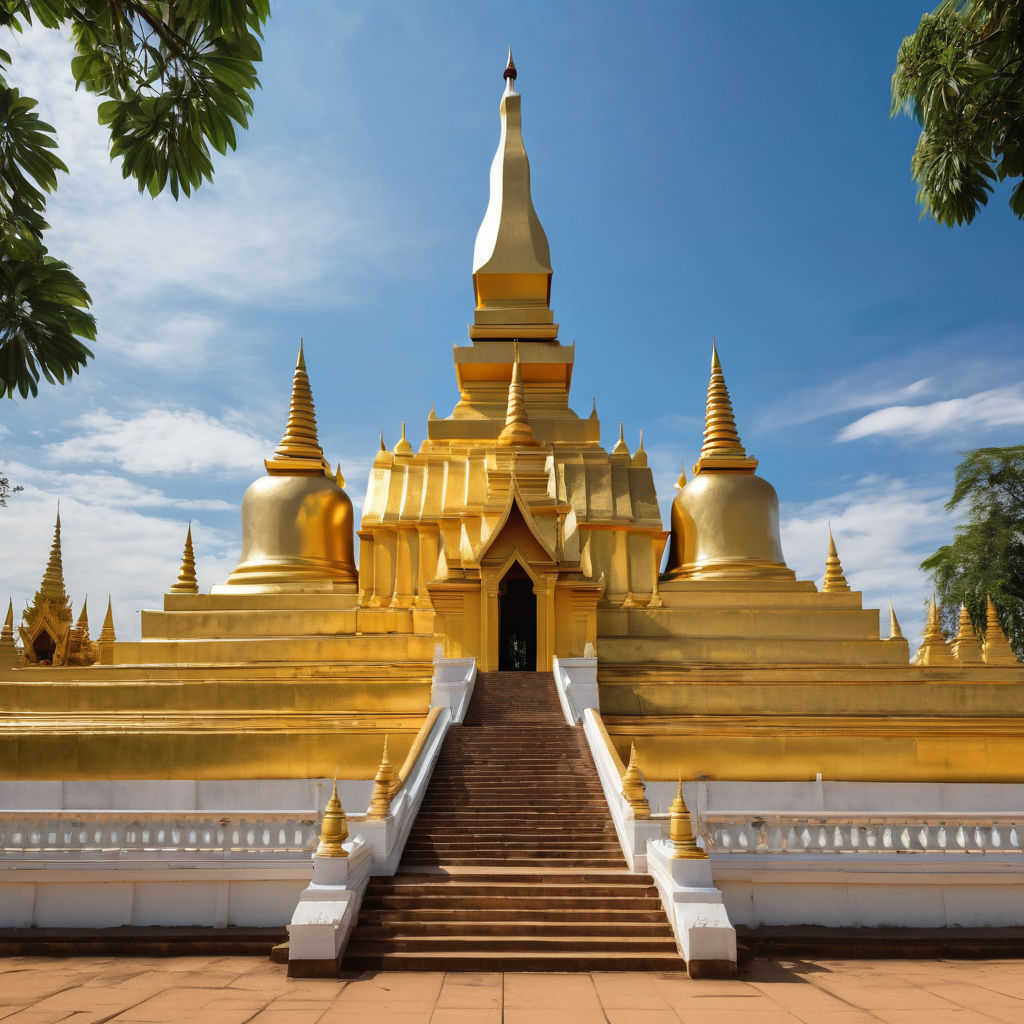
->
(699, 812, 1022, 856)
(0, 811, 319, 859)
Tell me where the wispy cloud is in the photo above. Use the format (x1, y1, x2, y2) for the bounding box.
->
(43, 409, 275, 476)
(838, 385, 1024, 442)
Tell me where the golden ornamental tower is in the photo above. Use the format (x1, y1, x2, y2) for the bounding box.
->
(219, 343, 358, 592)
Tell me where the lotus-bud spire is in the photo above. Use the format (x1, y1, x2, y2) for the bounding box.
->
(631, 429, 648, 468)
(888, 599, 904, 640)
(669, 778, 707, 860)
(951, 600, 984, 664)
(497, 342, 539, 447)
(367, 735, 397, 819)
(821, 525, 850, 593)
(169, 524, 199, 595)
(983, 594, 1018, 665)
(621, 741, 651, 819)
(25, 508, 72, 624)
(334, 463, 346, 489)
(693, 341, 758, 475)
(611, 420, 630, 457)
(266, 341, 325, 475)
(393, 421, 414, 456)
(913, 595, 954, 666)
(315, 778, 349, 858)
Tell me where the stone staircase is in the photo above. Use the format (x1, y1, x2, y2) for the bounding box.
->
(341, 670, 684, 971)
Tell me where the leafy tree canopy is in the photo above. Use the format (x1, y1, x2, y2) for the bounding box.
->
(0, 470, 23, 505)
(1, 1, 269, 398)
(922, 445, 1024, 657)
(892, 0, 1024, 225)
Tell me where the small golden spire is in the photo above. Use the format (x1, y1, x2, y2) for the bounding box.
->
(914, 594, 954, 666)
(631, 430, 648, 468)
(334, 463, 346, 489)
(983, 594, 1018, 665)
(1, 599, 14, 647)
(504, 46, 517, 85)
(675, 458, 687, 489)
(821, 525, 851, 593)
(669, 778, 707, 860)
(393, 421, 414, 456)
(25, 507, 72, 624)
(266, 341, 325, 475)
(367, 735, 397, 819)
(611, 420, 630, 457)
(693, 340, 758, 475)
(76, 597, 89, 632)
(428, 400, 438, 421)
(316, 778, 350, 858)
(169, 524, 199, 595)
(99, 597, 115, 643)
(888, 599, 904, 640)
(951, 600, 984, 664)
(621, 741, 651, 819)
(590, 396, 598, 421)
(497, 342, 540, 447)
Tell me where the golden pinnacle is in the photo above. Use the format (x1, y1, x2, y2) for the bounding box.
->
(631, 429, 648, 468)
(25, 507, 72, 625)
(316, 778, 350, 857)
(393, 421, 414, 456)
(169, 524, 199, 595)
(498, 342, 539, 447)
(621, 742, 650, 818)
(367, 735, 396, 819)
(266, 341, 325, 474)
(693, 340, 758, 475)
(821, 525, 850, 593)
(669, 777, 707, 860)
(888, 599, 903, 640)
(611, 420, 630, 456)
(951, 600, 984, 664)
(983, 594, 1018, 665)
(76, 597, 89, 632)
(913, 594, 954, 666)
(99, 596, 116, 644)
(1, 599, 14, 646)
(334, 463, 346, 490)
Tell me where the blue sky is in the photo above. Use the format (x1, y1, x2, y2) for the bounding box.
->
(2, 2, 1023, 643)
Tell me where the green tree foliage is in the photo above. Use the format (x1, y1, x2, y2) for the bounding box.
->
(892, 0, 1024, 225)
(1, 1, 269, 398)
(922, 446, 1024, 657)
(0, 470, 23, 505)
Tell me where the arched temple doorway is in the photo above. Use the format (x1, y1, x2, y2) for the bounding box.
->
(498, 563, 537, 670)
(33, 630, 55, 663)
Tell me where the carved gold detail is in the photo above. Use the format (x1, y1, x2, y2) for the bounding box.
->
(316, 779, 349, 858)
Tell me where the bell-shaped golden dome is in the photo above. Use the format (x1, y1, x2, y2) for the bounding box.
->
(219, 344, 357, 592)
(664, 343, 793, 582)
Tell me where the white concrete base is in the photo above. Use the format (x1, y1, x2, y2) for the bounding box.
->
(552, 656, 598, 725)
(647, 840, 737, 975)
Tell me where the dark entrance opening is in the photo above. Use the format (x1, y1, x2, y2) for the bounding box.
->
(498, 563, 537, 671)
(33, 630, 55, 663)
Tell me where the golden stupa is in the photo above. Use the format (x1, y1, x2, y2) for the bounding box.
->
(1, 53, 1022, 795)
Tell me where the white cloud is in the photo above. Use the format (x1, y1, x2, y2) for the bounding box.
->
(44, 409, 274, 475)
(838, 385, 1024, 442)
(781, 476, 952, 644)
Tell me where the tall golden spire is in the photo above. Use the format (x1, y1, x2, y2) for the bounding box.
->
(471, 51, 556, 340)
(693, 341, 758, 475)
(821, 526, 850, 593)
(97, 595, 116, 666)
(951, 601, 983, 664)
(620, 742, 650, 818)
(266, 341, 326, 475)
(169, 524, 199, 595)
(25, 507, 72, 624)
(497, 342, 539, 446)
(983, 594, 1018, 665)
(914, 595, 954, 666)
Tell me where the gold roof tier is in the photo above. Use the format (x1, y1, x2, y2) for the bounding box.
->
(265, 342, 327, 476)
(471, 51, 557, 341)
(693, 341, 758, 475)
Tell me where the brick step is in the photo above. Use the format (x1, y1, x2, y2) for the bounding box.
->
(357, 907, 670, 924)
(345, 934, 678, 954)
(366, 871, 655, 887)
(401, 857, 628, 868)
(364, 898, 664, 914)
(340, 950, 686, 972)
(353, 919, 673, 938)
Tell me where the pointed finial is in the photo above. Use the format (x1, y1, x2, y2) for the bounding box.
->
(983, 594, 1018, 665)
(591, 396, 598, 419)
(631, 429, 648, 468)
(99, 596, 115, 643)
(621, 741, 650, 818)
(611, 420, 630, 456)
(693, 340, 758, 475)
(379, 429, 386, 451)
(428, 399, 438, 421)
(367, 734, 397, 819)
(315, 779, 350, 858)
(169, 524, 199, 595)
(888, 599, 904, 640)
(76, 596, 89, 631)
(25, 507, 72, 625)
(821, 524, 851, 593)
(266, 342, 325, 474)
(334, 463, 346, 490)
(504, 46, 517, 84)
(675, 458, 688, 489)
(393, 420, 414, 456)
(913, 594, 954, 666)
(1, 599, 14, 648)
(951, 600, 984, 664)
(497, 344, 540, 447)
(669, 777, 707, 860)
